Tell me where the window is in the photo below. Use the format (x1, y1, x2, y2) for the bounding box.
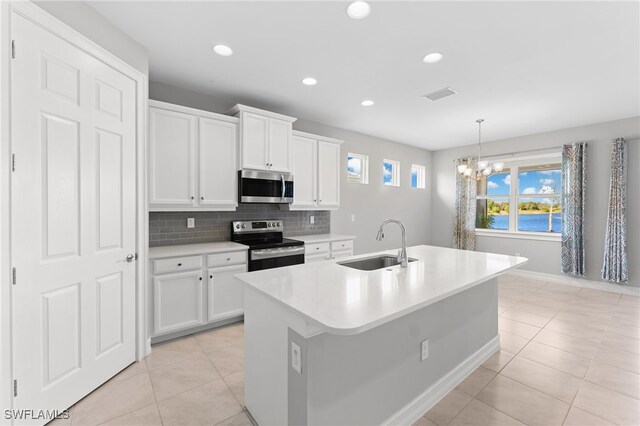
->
(475, 158, 562, 239)
(411, 164, 426, 189)
(347, 153, 369, 184)
(383, 159, 400, 187)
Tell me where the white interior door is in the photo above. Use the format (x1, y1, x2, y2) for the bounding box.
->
(10, 12, 137, 420)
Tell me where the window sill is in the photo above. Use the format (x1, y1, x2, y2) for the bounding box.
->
(475, 229, 561, 242)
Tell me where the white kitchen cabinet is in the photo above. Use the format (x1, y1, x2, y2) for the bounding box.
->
(153, 270, 203, 335)
(286, 131, 343, 211)
(149, 100, 238, 211)
(207, 264, 246, 323)
(229, 104, 296, 173)
(150, 245, 248, 340)
(294, 236, 355, 263)
(149, 107, 196, 206)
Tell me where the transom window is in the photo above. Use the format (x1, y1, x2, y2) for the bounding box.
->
(411, 164, 426, 189)
(383, 159, 400, 187)
(476, 158, 562, 239)
(347, 153, 369, 184)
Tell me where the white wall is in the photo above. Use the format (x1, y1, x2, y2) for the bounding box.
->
(430, 117, 640, 287)
(149, 81, 433, 255)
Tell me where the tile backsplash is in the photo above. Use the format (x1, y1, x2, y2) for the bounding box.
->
(149, 204, 330, 247)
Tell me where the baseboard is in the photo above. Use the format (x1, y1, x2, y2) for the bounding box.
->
(384, 335, 500, 426)
(508, 269, 640, 296)
(150, 315, 244, 344)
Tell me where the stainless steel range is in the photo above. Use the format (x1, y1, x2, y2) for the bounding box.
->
(231, 220, 304, 271)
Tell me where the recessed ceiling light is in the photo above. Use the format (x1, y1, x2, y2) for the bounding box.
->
(302, 77, 318, 86)
(213, 44, 233, 57)
(361, 100, 375, 106)
(423, 52, 443, 64)
(347, 1, 371, 19)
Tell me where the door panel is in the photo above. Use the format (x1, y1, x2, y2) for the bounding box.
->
(268, 118, 291, 172)
(317, 141, 341, 208)
(11, 12, 137, 420)
(154, 271, 203, 335)
(207, 265, 246, 322)
(149, 107, 196, 206)
(291, 136, 317, 208)
(199, 117, 237, 207)
(241, 112, 268, 170)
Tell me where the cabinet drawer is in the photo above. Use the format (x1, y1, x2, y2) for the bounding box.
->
(306, 242, 330, 254)
(305, 253, 330, 263)
(331, 240, 353, 252)
(331, 249, 353, 260)
(154, 256, 203, 274)
(207, 251, 247, 267)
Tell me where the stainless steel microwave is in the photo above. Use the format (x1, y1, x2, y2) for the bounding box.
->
(238, 170, 294, 204)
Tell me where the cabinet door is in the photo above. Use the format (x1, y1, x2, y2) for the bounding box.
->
(290, 135, 317, 208)
(153, 270, 203, 335)
(199, 117, 238, 208)
(149, 107, 196, 206)
(317, 141, 341, 208)
(207, 264, 246, 322)
(241, 112, 269, 170)
(268, 118, 292, 172)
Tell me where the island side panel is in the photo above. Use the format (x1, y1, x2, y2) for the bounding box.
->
(303, 278, 499, 425)
(244, 286, 290, 425)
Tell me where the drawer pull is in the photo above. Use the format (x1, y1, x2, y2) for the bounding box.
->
(209, 275, 213, 279)
(177, 263, 182, 267)
(227, 257, 231, 261)
(199, 277, 202, 281)
(316, 247, 320, 250)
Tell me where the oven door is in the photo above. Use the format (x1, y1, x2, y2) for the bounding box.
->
(239, 170, 294, 204)
(249, 246, 305, 271)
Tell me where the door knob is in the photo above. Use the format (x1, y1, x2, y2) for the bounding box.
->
(125, 253, 137, 263)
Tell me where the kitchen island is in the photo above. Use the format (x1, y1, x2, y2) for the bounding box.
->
(235, 245, 527, 425)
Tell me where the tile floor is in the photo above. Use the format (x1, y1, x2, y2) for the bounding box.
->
(54, 274, 639, 426)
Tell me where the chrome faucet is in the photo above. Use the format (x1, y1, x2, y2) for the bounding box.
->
(376, 218, 408, 268)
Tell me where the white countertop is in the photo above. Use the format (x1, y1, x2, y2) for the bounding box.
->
(287, 234, 356, 244)
(236, 245, 527, 336)
(148, 242, 248, 259)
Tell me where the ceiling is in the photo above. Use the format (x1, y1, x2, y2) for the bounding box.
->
(88, 1, 640, 150)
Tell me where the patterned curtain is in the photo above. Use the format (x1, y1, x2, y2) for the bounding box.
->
(453, 159, 477, 250)
(561, 143, 587, 276)
(602, 138, 628, 283)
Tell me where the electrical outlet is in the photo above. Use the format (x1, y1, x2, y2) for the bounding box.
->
(351, 214, 356, 222)
(310, 215, 315, 224)
(421, 339, 429, 361)
(187, 218, 195, 229)
(291, 341, 302, 374)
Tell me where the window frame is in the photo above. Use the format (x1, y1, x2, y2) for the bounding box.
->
(347, 152, 369, 184)
(383, 159, 400, 187)
(410, 164, 426, 189)
(475, 155, 562, 242)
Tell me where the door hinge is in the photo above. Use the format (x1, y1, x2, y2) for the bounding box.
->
(11, 40, 15, 59)
(12, 153, 15, 172)
(13, 379, 17, 397)
(12, 267, 16, 285)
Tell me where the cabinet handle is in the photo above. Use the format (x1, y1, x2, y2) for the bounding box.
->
(191, 196, 194, 200)
(226, 257, 231, 261)
(177, 263, 182, 267)
(209, 275, 213, 279)
(319, 199, 322, 202)
(201, 196, 204, 200)
(199, 277, 202, 281)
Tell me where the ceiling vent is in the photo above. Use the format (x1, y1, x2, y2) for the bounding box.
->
(422, 87, 457, 101)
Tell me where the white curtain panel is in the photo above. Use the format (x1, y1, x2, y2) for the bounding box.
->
(453, 159, 476, 250)
(602, 138, 628, 284)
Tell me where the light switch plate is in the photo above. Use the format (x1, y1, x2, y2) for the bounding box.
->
(187, 218, 195, 229)
(291, 342, 302, 374)
(421, 339, 429, 361)
(351, 214, 356, 222)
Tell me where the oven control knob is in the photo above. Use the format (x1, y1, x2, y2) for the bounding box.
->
(235, 224, 240, 229)
(268, 223, 272, 227)
(277, 223, 281, 227)
(241, 224, 246, 229)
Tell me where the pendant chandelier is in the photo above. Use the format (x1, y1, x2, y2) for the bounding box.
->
(457, 119, 504, 180)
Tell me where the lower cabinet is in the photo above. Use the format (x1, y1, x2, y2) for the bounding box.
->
(207, 264, 246, 323)
(303, 239, 355, 263)
(151, 249, 247, 339)
(153, 270, 203, 335)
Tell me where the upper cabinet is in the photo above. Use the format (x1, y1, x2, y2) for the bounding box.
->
(149, 100, 238, 211)
(228, 104, 297, 173)
(286, 130, 343, 211)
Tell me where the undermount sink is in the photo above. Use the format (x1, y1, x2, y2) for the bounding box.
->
(338, 255, 418, 271)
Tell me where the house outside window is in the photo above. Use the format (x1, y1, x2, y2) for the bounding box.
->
(475, 156, 562, 240)
(347, 153, 369, 184)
